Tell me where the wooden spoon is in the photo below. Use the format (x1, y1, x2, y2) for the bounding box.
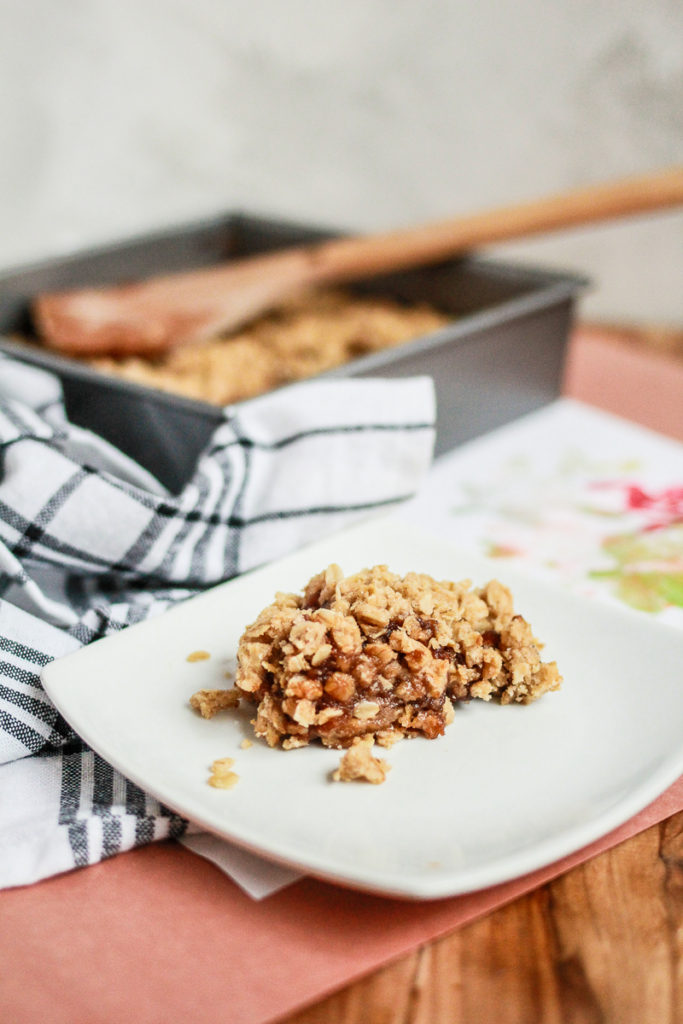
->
(34, 166, 683, 357)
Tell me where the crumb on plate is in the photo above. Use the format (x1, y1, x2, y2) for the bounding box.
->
(190, 688, 241, 718)
(187, 650, 211, 663)
(209, 756, 239, 789)
(332, 736, 391, 785)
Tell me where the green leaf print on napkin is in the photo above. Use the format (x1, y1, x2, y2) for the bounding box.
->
(591, 523, 683, 612)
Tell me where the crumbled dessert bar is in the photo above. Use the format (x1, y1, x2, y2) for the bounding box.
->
(332, 736, 391, 784)
(208, 757, 239, 789)
(234, 564, 561, 751)
(190, 688, 241, 718)
(85, 289, 449, 406)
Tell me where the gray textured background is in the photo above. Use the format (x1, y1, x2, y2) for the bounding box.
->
(1, 0, 681, 320)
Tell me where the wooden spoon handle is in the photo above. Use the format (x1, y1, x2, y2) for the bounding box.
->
(34, 166, 683, 357)
(305, 166, 683, 283)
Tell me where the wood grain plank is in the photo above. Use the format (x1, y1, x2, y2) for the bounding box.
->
(288, 953, 417, 1024)
(546, 825, 673, 1022)
(284, 812, 683, 1024)
(660, 814, 683, 1024)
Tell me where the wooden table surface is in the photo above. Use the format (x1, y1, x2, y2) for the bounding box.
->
(284, 322, 683, 1024)
(287, 814, 683, 1023)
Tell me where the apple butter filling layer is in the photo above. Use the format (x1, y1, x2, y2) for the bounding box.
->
(234, 564, 561, 751)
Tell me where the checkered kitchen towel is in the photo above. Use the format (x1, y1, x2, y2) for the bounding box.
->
(0, 354, 435, 887)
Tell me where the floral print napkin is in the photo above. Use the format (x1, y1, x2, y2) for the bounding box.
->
(402, 398, 683, 630)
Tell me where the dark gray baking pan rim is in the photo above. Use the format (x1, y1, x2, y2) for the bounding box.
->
(0, 222, 588, 424)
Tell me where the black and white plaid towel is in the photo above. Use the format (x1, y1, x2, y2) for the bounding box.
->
(0, 354, 435, 887)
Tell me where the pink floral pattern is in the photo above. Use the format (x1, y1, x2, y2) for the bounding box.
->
(406, 401, 683, 626)
(593, 482, 683, 531)
(588, 484, 683, 612)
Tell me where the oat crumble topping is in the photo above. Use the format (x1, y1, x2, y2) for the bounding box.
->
(86, 289, 449, 405)
(233, 564, 561, 759)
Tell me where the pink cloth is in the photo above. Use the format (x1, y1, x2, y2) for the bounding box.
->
(564, 325, 683, 441)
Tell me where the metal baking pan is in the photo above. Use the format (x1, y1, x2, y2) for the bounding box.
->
(0, 212, 587, 492)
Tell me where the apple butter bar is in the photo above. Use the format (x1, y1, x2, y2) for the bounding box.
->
(85, 289, 449, 406)
(234, 564, 561, 751)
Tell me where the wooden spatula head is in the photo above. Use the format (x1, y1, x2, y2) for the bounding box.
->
(33, 247, 324, 356)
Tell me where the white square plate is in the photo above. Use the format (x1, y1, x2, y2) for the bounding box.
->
(41, 517, 683, 899)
